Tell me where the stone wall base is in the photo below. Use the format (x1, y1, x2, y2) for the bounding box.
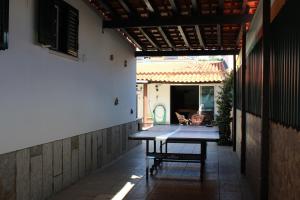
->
(0, 120, 141, 200)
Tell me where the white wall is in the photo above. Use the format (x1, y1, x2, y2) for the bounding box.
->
(0, 0, 136, 154)
(136, 85, 144, 119)
(148, 84, 171, 123)
(138, 83, 221, 124)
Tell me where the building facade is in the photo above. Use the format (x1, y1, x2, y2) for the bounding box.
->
(0, 1, 140, 199)
(137, 57, 227, 125)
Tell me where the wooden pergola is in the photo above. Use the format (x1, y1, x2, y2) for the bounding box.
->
(86, 0, 259, 56)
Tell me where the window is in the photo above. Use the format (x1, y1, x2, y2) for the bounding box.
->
(200, 86, 215, 121)
(0, 0, 9, 50)
(38, 0, 79, 57)
(201, 86, 214, 112)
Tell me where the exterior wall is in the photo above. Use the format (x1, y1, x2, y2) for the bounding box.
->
(235, 111, 300, 200)
(148, 84, 171, 124)
(269, 123, 300, 200)
(0, 120, 141, 200)
(235, 110, 261, 199)
(245, 113, 261, 200)
(236, 109, 242, 160)
(138, 83, 222, 124)
(0, 0, 136, 155)
(0, 0, 140, 199)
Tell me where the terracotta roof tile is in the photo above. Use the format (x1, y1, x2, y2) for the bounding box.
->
(137, 60, 226, 83)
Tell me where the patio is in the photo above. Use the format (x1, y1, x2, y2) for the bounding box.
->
(1, 1, 299, 200)
(50, 126, 253, 200)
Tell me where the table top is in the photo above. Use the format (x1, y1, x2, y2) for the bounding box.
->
(129, 125, 219, 142)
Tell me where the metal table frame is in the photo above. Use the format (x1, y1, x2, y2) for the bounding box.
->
(129, 126, 219, 181)
(143, 138, 208, 181)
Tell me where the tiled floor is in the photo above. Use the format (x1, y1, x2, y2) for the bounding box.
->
(50, 139, 254, 200)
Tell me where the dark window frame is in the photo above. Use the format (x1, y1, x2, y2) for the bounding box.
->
(0, 0, 9, 50)
(38, 0, 79, 57)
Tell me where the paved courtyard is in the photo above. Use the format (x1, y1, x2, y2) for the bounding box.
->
(50, 136, 253, 200)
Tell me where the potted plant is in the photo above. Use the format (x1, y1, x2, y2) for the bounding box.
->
(216, 72, 233, 145)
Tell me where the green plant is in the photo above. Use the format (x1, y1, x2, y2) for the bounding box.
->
(216, 72, 233, 145)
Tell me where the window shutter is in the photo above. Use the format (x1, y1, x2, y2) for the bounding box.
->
(65, 5, 79, 57)
(0, 0, 9, 50)
(38, 0, 54, 46)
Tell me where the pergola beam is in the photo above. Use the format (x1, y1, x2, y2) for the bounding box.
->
(217, 0, 224, 47)
(118, 0, 139, 16)
(138, 28, 160, 50)
(169, 0, 179, 13)
(143, 0, 155, 13)
(240, 24, 246, 174)
(195, 25, 205, 48)
(217, 25, 222, 47)
(218, 0, 224, 13)
(236, 1, 248, 46)
(103, 14, 253, 28)
(121, 28, 143, 50)
(236, 27, 243, 46)
(178, 26, 190, 48)
(97, 0, 118, 18)
(118, 0, 131, 13)
(135, 49, 239, 57)
(192, 0, 204, 48)
(191, 0, 198, 13)
(157, 27, 174, 49)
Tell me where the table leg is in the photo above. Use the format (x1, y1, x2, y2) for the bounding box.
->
(159, 141, 163, 165)
(200, 141, 207, 182)
(165, 142, 168, 153)
(160, 141, 162, 153)
(150, 140, 158, 175)
(146, 140, 149, 180)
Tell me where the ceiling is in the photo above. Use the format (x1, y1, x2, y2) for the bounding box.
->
(87, 0, 260, 56)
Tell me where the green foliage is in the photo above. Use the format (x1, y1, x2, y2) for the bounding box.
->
(216, 72, 233, 145)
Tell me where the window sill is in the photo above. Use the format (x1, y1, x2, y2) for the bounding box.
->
(48, 49, 79, 62)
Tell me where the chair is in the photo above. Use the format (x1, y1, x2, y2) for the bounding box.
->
(191, 113, 204, 126)
(175, 112, 189, 125)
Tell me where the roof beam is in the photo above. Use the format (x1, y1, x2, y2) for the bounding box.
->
(118, 0, 131, 13)
(191, 0, 198, 13)
(103, 14, 253, 28)
(97, 0, 119, 18)
(191, 1, 204, 48)
(217, 0, 224, 47)
(218, 0, 224, 14)
(121, 28, 143, 50)
(195, 25, 205, 48)
(168, 1, 188, 49)
(236, 26, 244, 46)
(157, 27, 174, 49)
(138, 28, 160, 50)
(168, 0, 179, 13)
(178, 26, 190, 48)
(118, 0, 139, 16)
(143, 0, 155, 13)
(217, 25, 222, 47)
(236, 1, 248, 46)
(135, 49, 239, 57)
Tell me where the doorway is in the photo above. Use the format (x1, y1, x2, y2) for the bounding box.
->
(170, 86, 199, 124)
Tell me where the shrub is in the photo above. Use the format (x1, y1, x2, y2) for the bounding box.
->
(216, 72, 233, 145)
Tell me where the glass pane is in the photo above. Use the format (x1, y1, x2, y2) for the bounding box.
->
(201, 86, 214, 112)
